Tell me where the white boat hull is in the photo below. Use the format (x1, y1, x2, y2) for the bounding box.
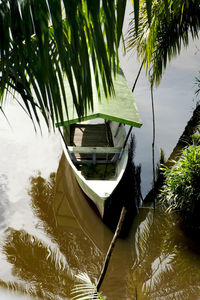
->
(61, 121, 129, 218)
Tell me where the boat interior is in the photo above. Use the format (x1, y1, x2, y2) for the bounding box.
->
(70, 122, 113, 148)
(63, 119, 125, 180)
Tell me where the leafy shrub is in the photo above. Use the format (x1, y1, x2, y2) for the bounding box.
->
(159, 139, 200, 218)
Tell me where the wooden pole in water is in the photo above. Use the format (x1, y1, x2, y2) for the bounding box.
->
(96, 206, 127, 292)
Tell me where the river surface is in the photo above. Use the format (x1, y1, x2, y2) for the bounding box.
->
(1, 4, 200, 300)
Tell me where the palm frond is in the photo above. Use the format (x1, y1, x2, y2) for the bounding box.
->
(0, 0, 123, 129)
(0, 0, 158, 129)
(71, 272, 105, 300)
(126, 0, 200, 86)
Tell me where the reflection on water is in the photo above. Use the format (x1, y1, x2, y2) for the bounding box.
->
(0, 155, 105, 299)
(6, 153, 200, 300)
(3, 227, 72, 299)
(127, 206, 200, 299)
(1, 135, 200, 299)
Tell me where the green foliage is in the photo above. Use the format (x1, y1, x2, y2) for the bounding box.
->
(159, 137, 200, 215)
(0, 0, 126, 129)
(127, 0, 200, 86)
(0, 0, 160, 130)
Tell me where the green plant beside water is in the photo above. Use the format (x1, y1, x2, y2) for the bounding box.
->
(159, 136, 200, 219)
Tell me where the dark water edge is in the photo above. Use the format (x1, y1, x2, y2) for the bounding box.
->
(103, 135, 140, 237)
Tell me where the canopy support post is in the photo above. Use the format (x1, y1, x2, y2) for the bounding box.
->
(123, 126, 133, 149)
(58, 127, 72, 158)
(119, 126, 133, 159)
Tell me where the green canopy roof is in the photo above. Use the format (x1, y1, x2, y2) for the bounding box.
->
(56, 69, 142, 128)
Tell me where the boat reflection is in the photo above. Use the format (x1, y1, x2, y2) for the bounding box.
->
(0, 153, 111, 299)
(1, 152, 200, 300)
(58, 153, 113, 251)
(28, 153, 134, 299)
(53, 153, 135, 299)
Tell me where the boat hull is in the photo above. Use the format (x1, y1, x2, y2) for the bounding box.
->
(61, 121, 129, 219)
(73, 171, 106, 218)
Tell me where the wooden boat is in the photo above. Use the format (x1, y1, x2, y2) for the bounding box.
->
(56, 69, 142, 219)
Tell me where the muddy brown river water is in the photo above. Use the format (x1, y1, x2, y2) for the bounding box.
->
(1, 101, 200, 299)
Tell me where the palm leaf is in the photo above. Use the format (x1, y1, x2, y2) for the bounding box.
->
(126, 0, 200, 86)
(133, 0, 140, 34)
(0, 0, 156, 129)
(71, 272, 105, 300)
(145, 0, 152, 24)
(0, 0, 120, 129)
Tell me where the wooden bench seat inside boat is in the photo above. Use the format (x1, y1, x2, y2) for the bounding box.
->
(69, 123, 116, 162)
(68, 146, 121, 154)
(68, 146, 121, 164)
(70, 123, 113, 147)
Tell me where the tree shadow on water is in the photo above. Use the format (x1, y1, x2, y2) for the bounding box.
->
(103, 134, 142, 237)
(1, 227, 73, 299)
(127, 206, 200, 300)
(0, 158, 103, 299)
